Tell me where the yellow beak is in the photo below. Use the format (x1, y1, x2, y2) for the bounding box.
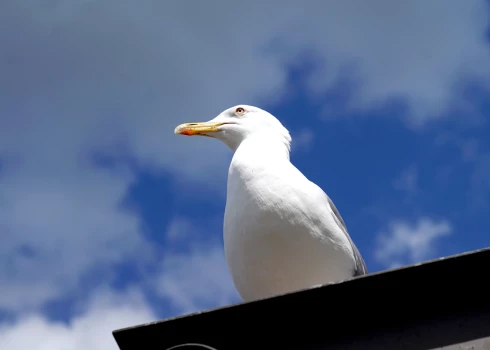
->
(174, 121, 224, 136)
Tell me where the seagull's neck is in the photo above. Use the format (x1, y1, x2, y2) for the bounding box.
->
(233, 134, 291, 164)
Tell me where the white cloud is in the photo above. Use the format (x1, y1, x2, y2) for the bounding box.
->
(0, 0, 488, 316)
(0, 166, 154, 312)
(157, 243, 240, 315)
(0, 288, 156, 350)
(284, 0, 490, 125)
(375, 218, 452, 268)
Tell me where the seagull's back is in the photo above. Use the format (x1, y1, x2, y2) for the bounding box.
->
(223, 135, 367, 301)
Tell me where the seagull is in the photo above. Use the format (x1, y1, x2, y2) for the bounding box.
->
(174, 105, 367, 302)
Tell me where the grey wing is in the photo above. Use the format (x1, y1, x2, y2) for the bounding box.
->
(327, 195, 368, 276)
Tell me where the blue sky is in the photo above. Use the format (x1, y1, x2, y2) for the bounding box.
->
(1, 1, 490, 349)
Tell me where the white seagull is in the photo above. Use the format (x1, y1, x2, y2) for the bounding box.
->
(174, 105, 367, 302)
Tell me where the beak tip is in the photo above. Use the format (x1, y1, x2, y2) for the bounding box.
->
(174, 124, 184, 135)
(174, 124, 192, 136)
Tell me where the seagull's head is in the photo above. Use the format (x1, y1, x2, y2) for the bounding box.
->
(174, 105, 291, 151)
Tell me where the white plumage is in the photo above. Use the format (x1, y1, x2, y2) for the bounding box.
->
(175, 105, 367, 301)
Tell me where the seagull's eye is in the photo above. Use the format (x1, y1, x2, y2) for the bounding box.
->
(235, 107, 246, 115)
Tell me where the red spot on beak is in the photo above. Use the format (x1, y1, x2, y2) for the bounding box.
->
(180, 128, 194, 136)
